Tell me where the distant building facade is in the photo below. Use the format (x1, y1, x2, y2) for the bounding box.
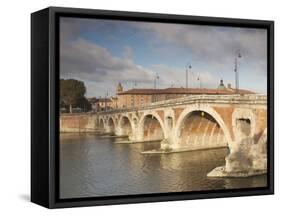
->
(88, 81, 254, 111)
(88, 97, 118, 111)
(116, 80, 254, 109)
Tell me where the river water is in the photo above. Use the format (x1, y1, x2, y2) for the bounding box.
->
(60, 133, 267, 199)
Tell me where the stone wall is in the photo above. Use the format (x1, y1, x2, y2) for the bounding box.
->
(60, 114, 98, 133)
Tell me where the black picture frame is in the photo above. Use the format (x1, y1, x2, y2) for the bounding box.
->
(31, 6, 274, 209)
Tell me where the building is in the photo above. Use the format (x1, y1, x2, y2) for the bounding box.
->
(116, 80, 254, 109)
(88, 97, 118, 111)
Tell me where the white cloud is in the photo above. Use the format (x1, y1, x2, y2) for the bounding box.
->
(60, 38, 156, 97)
(60, 37, 221, 97)
(150, 64, 218, 89)
(131, 22, 267, 76)
(60, 18, 267, 96)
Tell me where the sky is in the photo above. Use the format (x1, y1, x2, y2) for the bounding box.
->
(60, 17, 267, 98)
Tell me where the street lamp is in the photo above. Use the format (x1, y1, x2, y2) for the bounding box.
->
(234, 50, 242, 94)
(105, 92, 108, 111)
(154, 73, 159, 89)
(197, 76, 202, 89)
(186, 63, 192, 89)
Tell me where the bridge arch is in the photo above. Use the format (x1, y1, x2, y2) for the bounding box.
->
(99, 117, 105, 132)
(175, 106, 233, 150)
(138, 111, 166, 141)
(107, 116, 116, 134)
(117, 114, 133, 136)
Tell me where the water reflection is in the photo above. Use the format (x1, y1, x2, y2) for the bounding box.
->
(60, 133, 267, 199)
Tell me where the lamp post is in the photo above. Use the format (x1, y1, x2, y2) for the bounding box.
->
(186, 63, 192, 89)
(105, 92, 108, 111)
(154, 73, 159, 89)
(197, 76, 202, 89)
(234, 50, 242, 94)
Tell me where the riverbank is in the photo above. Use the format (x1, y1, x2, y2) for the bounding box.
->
(60, 114, 98, 133)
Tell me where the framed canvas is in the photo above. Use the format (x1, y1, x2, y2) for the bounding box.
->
(31, 6, 274, 208)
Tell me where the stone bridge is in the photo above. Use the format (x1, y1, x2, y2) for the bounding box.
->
(97, 94, 267, 177)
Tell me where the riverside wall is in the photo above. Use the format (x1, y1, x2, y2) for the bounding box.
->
(60, 113, 98, 133)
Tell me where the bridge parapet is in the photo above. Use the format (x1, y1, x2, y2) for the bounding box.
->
(97, 94, 267, 115)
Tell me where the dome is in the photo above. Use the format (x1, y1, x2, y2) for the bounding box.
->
(217, 79, 226, 90)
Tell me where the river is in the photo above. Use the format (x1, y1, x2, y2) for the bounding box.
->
(60, 133, 267, 199)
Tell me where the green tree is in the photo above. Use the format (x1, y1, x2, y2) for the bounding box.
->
(75, 96, 92, 112)
(60, 79, 87, 113)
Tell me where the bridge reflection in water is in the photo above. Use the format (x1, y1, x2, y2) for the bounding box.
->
(60, 133, 267, 199)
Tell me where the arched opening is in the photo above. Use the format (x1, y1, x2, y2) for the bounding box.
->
(119, 116, 132, 136)
(236, 118, 251, 137)
(178, 110, 227, 150)
(108, 117, 115, 134)
(142, 114, 164, 141)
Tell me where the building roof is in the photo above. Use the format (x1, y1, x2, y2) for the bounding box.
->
(88, 97, 119, 105)
(88, 98, 112, 103)
(97, 98, 112, 103)
(88, 97, 99, 104)
(117, 87, 254, 95)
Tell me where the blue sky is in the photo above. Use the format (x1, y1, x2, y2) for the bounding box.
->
(60, 17, 267, 97)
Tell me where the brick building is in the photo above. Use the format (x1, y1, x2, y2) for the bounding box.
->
(89, 97, 118, 111)
(116, 80, 254, 109)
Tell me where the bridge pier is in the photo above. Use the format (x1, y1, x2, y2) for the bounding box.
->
(104, 126, 113, 134)
(159, 128, 179, 151)
(208, 108, 267, 177)
(114, 126, 122, 136)
(208, 128, 267, 177)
